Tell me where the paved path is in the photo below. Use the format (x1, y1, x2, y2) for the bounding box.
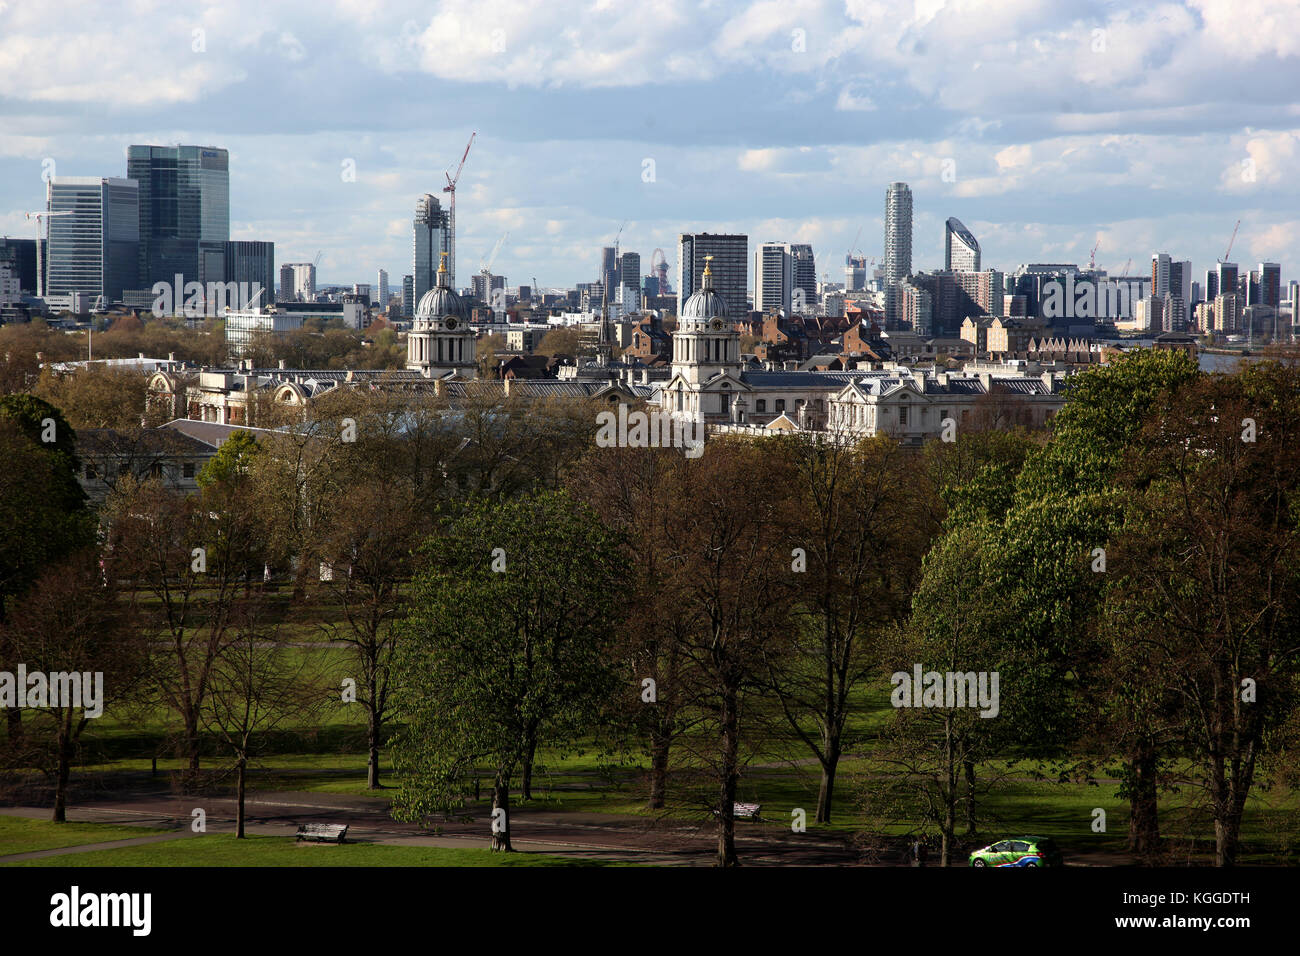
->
(0, 791, 863, 866)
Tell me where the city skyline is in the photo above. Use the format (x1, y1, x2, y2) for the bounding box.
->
(2, 1, 1299, 290)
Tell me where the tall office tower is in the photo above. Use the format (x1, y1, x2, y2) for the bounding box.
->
(126, 145, 229, 290)
(884, 182, 913, 328)
(599, 246, 619, 308)
(413, 194, 450, 305)
(944, 217, 980, 272)
(0, 238, 37, 294)
(1289, 281, 1300, 320)
(790, 243, 816, 309)
(619, 251, 641, 301)
(45, 177, 139, 304)
(224, 241, 274, 308)
(1260, 262, 1281, 309)
(401, 274, 415, 317)
(1205, 268, 1219, 302)
(754, 241, 794, 315)
(377, 269, 390, 309)
(353, 283, 372, 305)
(678, 233, 748, 321)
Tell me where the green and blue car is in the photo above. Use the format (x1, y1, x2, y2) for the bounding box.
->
(968, 836, 1063, 867)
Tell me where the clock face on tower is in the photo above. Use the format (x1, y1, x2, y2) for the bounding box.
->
(709, 317, 724, 331)
(443, 317, 458, 330)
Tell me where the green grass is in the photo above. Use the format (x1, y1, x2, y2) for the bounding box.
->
(5, 833, 627, 867)
(0, 816, 169, 856)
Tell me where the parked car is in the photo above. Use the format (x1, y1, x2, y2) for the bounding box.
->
(968, 836, 1063, 867)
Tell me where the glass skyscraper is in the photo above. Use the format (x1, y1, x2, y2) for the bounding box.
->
(45, 177, 139, 304)
(224, 240, 275, 307)
(413, 194, 450, 306)
(126, 145, 230, 291)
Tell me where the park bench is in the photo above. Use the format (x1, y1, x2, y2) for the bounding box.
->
(296, 823, 348, 844)
(733, 802, 761, 820)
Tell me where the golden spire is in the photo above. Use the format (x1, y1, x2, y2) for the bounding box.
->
(437, 251, 449, 284)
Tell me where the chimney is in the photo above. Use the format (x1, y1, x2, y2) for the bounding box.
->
(279, 359, 286, 370)
(168, 352, 175, 362)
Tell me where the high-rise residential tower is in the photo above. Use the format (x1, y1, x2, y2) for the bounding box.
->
(678, 233, 748, 321)
(944, 217, 980, 272)
(884, 182, 913, 328)
(401, 274, 414, 317)
(126, 145, 229, 291)
(377, 269, 390, 310)
(790, 243, 816, 310)
(754, 241, 794, 315)
(1260, 262, 1282, 309)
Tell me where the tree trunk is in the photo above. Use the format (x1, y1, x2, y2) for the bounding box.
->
(184, 706, 201, 776)
(490, 774, 512, 852)
(520, 722, 539, 801)
(815, 739, 840, 824)
(963, 757, 977, 835)
(52, 716, 73, 823)
(717, 685, 740, 868)
(648, 730, 670, 810)
(1127, 743, 1160, 859)
(236, 756, 246, 838)
(5, 709, 21, 744)
(366, 702, 381, 790)
(940, 717, 956, 866)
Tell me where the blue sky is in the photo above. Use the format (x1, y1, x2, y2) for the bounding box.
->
(2, 0, 1299, 290)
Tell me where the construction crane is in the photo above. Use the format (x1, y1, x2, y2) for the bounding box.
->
(1220, 219, 1241, 263)
(846, 225, 863, 263)
(443, 132, 476, 288)
(481, 232, 508, 274)
(1119, 258, 1132, 278)
(24, 208, 72, 296)
(1088, 238, 1100, 271)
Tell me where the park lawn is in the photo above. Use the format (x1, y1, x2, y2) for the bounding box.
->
(0, 816, 170, 856)
(6, 833, 626, 867)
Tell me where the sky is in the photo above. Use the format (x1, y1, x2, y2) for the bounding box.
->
(2, 0, 1299, 292)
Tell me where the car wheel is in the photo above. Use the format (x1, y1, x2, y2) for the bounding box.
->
(972, 859, 986, 867)
(1026, 861, 1039, 867)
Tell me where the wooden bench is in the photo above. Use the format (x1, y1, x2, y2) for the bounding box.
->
(713, 802, 762, 821)
(296, 823, 348, 844)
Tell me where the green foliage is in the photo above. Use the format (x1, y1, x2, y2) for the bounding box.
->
(197, 430, 260, 489)
(1015, 349, 1199, 503)
(389, 490, 628, 820)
